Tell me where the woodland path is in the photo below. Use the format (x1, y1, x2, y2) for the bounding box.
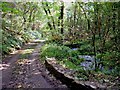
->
(1, 40, 67, 89)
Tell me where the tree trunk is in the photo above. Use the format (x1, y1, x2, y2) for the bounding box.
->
(42, 2, 53, 30)
(58, 1, 64, 34)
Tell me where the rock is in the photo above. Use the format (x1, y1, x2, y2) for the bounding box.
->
(89, 85, 97, 89)
(103, 79, 109, 83)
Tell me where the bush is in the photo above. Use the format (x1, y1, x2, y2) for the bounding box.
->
(78, 44, 93, 55)
(40, 44, 71, 60)
(41, 43, 86, 67)
(96, 51, 120, 76)
(1, 28, 36, 56)
(49, 34, 63, 44)
(68, 50, 81, 65)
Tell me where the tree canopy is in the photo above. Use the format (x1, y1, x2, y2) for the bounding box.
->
(1, 1, 120, 89)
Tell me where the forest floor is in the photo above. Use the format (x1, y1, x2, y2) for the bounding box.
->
(1, 40, 68, 89)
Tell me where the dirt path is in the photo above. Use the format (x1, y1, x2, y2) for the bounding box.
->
(1, 40, 67, 89)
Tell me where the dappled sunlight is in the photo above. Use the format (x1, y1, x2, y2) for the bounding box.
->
(10, 50, 19, 55)
(46, 57, 57, 64)
(35, 40, 46, 42)
(1, 1, 119, 89)
(19, 49, 34, 55)
(16, 58, 37, 66)
(0, 64, 10, 70)
(27, 42, 37, 45)
(16, 59, 32, 65)
(34, 72, 41, 75)
(8, 44, 36, 55)
(29, 59, 36, 63)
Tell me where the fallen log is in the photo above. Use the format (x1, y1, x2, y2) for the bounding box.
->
(45, 59, 95, 90)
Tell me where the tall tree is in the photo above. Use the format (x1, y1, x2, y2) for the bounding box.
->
(58, 1, 64, 34)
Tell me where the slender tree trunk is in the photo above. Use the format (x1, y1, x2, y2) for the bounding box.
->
(42, 2, 52, 30)
(78, 2, 90, 31)
(93, 2, 98, 71)
(58, 1, 64, 34)
(112, 3, 118, 50)
(45, 2, 56, 30)
(73, 2, 77, 27)
(118, 2, 120, 51)
(60, 2, 64, 34)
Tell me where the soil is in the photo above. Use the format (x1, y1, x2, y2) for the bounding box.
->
(1, 40, 68, 89)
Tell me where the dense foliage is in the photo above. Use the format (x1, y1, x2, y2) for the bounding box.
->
(1, 2, 41, 56)
(1, 1, 120, 86)
(38, 2, 120, 76)
(39, 1, 120, 77)
(41, 44, 71, 60)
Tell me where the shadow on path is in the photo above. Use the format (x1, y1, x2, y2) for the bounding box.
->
(1, 40, 54, 89)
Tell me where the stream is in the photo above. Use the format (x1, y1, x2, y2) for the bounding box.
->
(71, 48, 96, 70)
(71, 48, 104, 71)
(79, 55, 95, 70)
(72, 48, 114, 74)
